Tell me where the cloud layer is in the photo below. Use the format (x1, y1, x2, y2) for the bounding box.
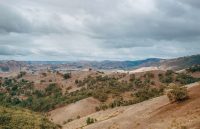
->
(0, 0, 200, 60)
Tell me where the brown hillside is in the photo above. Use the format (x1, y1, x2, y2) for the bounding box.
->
(62, 82, 200, 129)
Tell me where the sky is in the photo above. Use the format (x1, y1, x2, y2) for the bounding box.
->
(0, 0, 200, 61)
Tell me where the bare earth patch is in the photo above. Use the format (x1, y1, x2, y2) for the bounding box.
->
(48, 97, 100, 125)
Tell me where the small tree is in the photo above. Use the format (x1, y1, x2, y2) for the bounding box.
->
(167, 85, 188, 102)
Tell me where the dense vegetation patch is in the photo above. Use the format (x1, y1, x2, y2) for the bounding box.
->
(186, 65, 200, 73)
(95, 86, 164, 111)
(175, 73, 198, 85)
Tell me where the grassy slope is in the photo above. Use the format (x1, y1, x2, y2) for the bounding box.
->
(0, 106, 60, 129)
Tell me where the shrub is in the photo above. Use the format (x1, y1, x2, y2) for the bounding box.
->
(63, 73, 71, 79)
(165, 70, 174, 76)
(17, 71, 26, 78)
(167, 85, 188, 102)
(150, 81, 155, 85)
(144, 72, 154, 79)
(75, 79, 79, 84)
(95, 106, 100, 111)
(129, 74, 136, 81)
(164, 76, 173, 84)
(67, 119, 73, 122)
(86, 117, 96, 125)
(134, 78, 143, 87)
(42, 72, 47, 77)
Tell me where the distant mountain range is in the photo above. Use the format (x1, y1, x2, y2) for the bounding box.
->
(0, 54, 200, 72)
(71, 58, 161, 70)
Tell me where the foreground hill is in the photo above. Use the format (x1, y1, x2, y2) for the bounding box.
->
(0, 106, 59, 129)
(62, 82, 200, 129)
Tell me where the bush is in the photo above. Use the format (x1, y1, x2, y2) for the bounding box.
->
(17, 71, 26, 78)
(86, 117, 96, 125)
(165, 70, 174, 76)
(167, 85, 188, 102)
(144, 72, 154, 79)
(75, 79, 79, 84)
(42, 72, 47, 77)
(129, 74, 136, 81)
(63, 73, 71, 80)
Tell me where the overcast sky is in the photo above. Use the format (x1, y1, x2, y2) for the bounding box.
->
(0, 0, 200, 61)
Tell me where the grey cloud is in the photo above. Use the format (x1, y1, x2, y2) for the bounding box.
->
(0, 4, 31, 33)
(0, 0, 199, 60)
(181, 0, 200, 8)
(86, 0, 200, 43)
(0, 45, 33, 56)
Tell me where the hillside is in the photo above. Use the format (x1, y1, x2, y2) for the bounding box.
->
(155, 54, 200, 70)
(49, 97, 100, 125)
(0, 106, 59, 129)
(62, 82, 200, 129)
(0, 60, 25, 72)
